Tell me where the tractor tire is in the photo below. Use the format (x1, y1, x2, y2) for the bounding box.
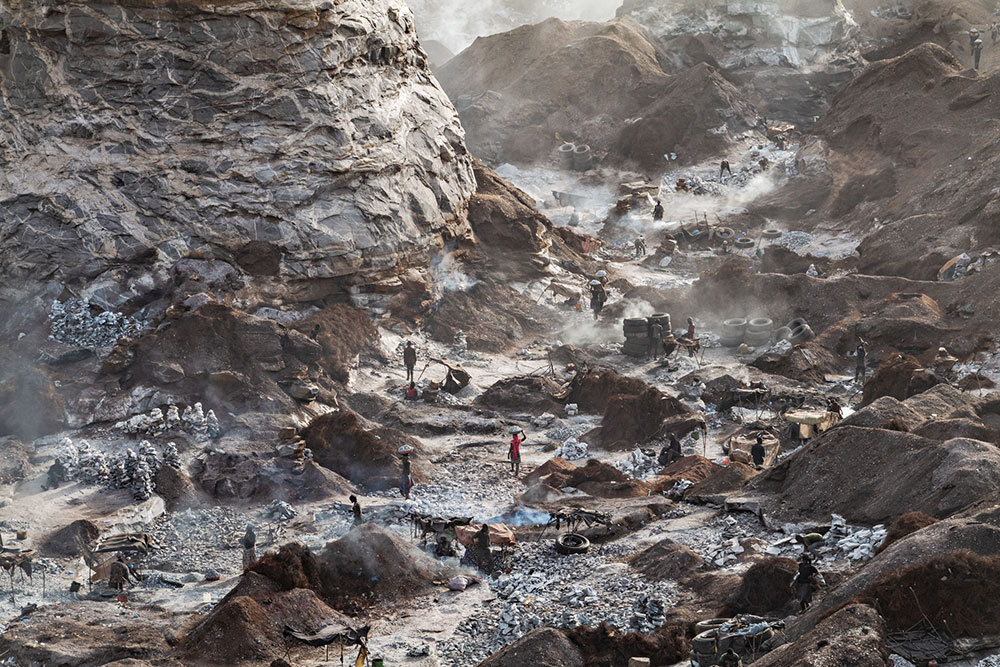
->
(555, 533, 590, 555)
(694, 618, 729, 634)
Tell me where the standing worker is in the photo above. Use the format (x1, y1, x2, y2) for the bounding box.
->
(720, 160, 732, 178)
(854, 340, 868, 385)
(649, 320, 664, 359)
(653, 199, 664, 221)
(241, 523, 257, 570)
(403, 341, 417, 383)
(790, 554, 823, 613)
(399, 446, 414, 499)
(589, 280, 607, 321)
(508, 427, 525, 477)
(751, 435, 766, 468)
(970, 27, 980, 48)
(349, 495, 363, 526)
(109, 556, 131, 592)
(635, 235, 647, 258)
(475, 524, 494, 574)
(974, 37, 984, 69)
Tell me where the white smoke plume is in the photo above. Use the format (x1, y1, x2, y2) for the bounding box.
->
(407, 0, 620, 54)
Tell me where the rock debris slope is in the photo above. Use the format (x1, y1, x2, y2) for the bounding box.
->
(0, 0, 476, 312)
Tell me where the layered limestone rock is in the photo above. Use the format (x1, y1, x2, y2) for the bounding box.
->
(618, 0, 863, 122)
(0, 0, 477, 313)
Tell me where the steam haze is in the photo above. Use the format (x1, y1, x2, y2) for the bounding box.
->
(407, 0, 621, 54)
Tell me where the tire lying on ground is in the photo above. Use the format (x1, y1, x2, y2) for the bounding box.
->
(734, 237, 755, 250)
(555, 533, 590, 555)
(773, 326, 792, 342)
(747, 318, 773, 332)
(788, 324, 815, 344)
(786, 318, 807, 331)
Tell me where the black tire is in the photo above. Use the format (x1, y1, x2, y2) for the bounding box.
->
(624, 318, 648, 327)
(789, 324, 815, 344)
(762, 229, 782, 239)
(692, 629, 732, 653)
(786, 318, 807, 331)
(734, 238, 755, 249)
(555, 533, 590, 555)
(694, 618, 729, 634)
(744, 331, 771, 347)
(773, 326, 792, 341)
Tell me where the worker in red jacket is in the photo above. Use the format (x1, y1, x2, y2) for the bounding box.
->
(508, 428, 525, 476)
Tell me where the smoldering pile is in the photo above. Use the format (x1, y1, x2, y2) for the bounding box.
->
(115, 403, 222, 441)
(49, 298, 142, 350)
(53, 438, 178, 501)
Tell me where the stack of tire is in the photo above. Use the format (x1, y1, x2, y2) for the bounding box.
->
(622, 318, 650, 357)
(720, 318, 748, 348)
(572, 144, 593, 171)
(744, 318, 773, 347)
(689, 617, 774, 665)
(558, 143, 576, 169)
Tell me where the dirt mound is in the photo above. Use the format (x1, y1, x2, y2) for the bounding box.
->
(567, 621, 691, 666)
(653, 455, 718, 490)
(524, 457, 577, 487)
(40, 519, 100, 557)
(526, 458, 650, 498)
(861, 354, 940, 406)
(587, 388, 699, 449)
(686, 462, 758, 499)
(153, 464, 203, 510)
(755, 426, 1000, 523)
(477, 376, 566, 415)
(876, 511, 939, 554)
(438, 17, 756, 167)
(0, 437, 32, 484)
(629, 538, 703, 581)
(752, 342, 840, 384)
(860, 550, 1000, 636)
(911, 417, 1000, 444)
(425, 280, 550, 353)
(289, 304, 378, 384)
(479, 627, 584, 667)
(250, 527, 453, 613)
(302, 410, 426, 492)
(569, 370, 650, 415)
(779, 502, 1000, 644)
(754, 603, 887, 667)
(183, 572, 346, 665)
(726, 557, 798, 616)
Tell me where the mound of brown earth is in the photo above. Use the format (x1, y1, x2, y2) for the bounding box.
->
(876, 511, 939, 554)
(861, 354, 940, 406)
(780, 502, 1000, 645)
(567, 622, 691, 666)
(438, 17, 757, 168)
(755, 603, 888, 667)
(859, 550, 1000, 636)
(182, 573, 348, 665)
(840, 384, 983, 431)
(289, 304, 378, 384)
(752, 343, 839, 384)
(153, 464, 203, 510)
(0, 437, 32, 484)
(249, 526, 454, 613)
(757, 43, 1000, 278)
(302, 410, 426, 492)
(585, 386, 700, 449)
(478, 627, 584, 667)
(477, 376, 567, 415)
(524, 457, 577, 488)
(425, 280, 550, 352)
(40, 519, 100, 558)
(686, 462, 757, 500)
(755, 426, 1000, 523)
(569, 370, 650, 414)
(525, 457, 650, 498)
(652, 455, 718, 491)
(629, 538, 703, 581)
(911, 417, 1000, 444)
(726, 557, 799, 616)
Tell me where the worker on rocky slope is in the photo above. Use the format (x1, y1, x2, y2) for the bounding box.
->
(974, 37, 985, 69)
(719, 648, 743, 667)
(970, 27, 980, 48)
(854, 340, 868, 385)
(403, 341, 417, 383)
(400, 449, 413, 499)
(649, 320, 664, 359)
(241, 523, 257, 570)
(720, 160, 732, 178)
(791, 553, 823, 613)
(350, 495, 363, 526)
(635, 235, 647, 258)
(589, 280, 607, 321)
(751, 435, 766, 468)
(653, 199, 664, 221)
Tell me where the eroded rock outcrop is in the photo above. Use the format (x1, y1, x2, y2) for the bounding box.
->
(0, 0, 476, 314)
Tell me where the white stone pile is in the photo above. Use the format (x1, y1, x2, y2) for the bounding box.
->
(561, 584, 599, 608)
(555, 438, 588, 461)
(263, 500, 297, 521)
(630, 594, 667, 633)
(614, 448, 660, 480)
(115, 402, 221, 441)
(827, 514, 887, 561)
(49, 298, 142, 350)
(531, 413, 557, 428)
(55, 437, 176, 500)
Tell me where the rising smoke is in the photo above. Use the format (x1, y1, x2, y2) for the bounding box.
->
(407, 0, 620, 54)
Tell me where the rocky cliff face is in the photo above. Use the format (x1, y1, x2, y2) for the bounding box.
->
(0, 0, 476, 315)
